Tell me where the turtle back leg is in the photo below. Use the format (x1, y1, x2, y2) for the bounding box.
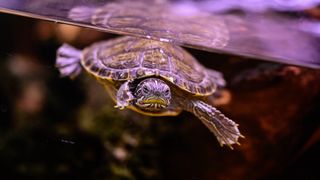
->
(56, 44, 83, 79)
(207, 69, 226, 88)
(114, 80, 135, 110)
(182, 99, 243, 149)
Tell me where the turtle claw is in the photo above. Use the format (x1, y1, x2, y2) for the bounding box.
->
(189, 100, 243, 149)
(227, 144, 234, 150)
(114, 105, 125, 110)
(114, 99, 131, 110)
(219, 142, 234, 150)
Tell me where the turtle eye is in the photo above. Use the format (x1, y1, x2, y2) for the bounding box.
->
(165, 89, 170, 96)
(142, 86, 150, 94)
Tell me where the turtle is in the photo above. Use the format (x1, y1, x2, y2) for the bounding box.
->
(56, 36, 243, 148)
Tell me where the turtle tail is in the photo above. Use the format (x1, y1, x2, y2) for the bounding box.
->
(56, 44, 82, 79)
(68, 6, 96, 22)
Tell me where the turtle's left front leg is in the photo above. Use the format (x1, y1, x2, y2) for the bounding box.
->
(181, 99, 243, 149)
(115, 81, 134, 110)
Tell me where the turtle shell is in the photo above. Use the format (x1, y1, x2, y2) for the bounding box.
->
(81, 36, 217, 96)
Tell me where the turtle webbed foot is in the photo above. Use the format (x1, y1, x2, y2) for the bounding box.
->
(115, 81, 134, 110)
(56, 44, 82, 79)
(190, 100, 244, 149)
(207, 69, 226, 88)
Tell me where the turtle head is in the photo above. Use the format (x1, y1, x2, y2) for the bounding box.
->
(134, 78, 171, 111)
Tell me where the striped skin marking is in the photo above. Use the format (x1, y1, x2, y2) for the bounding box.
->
(127, 105, 181, 117)
(134, 78, 171, 112)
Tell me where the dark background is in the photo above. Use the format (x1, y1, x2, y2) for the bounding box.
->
(0, 13, 319, 180)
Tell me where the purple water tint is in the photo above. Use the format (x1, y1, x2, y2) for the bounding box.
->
(1, 0, 320, 68)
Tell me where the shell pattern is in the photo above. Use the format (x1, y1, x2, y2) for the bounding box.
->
(81, 36, 217, 96)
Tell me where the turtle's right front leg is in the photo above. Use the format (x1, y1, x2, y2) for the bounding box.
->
(115, 81, 134, 110)
(56, 44, 83, 79)
(184, 100, 243, 149)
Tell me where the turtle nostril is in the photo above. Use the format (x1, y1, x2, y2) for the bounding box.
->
(154, 91, 161, 96)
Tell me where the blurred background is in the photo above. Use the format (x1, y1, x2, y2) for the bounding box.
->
(1, 0, 320, 179)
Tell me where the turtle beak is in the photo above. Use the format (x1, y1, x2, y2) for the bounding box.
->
(138, 96, 168, 110)
(144, 97, 167, 106)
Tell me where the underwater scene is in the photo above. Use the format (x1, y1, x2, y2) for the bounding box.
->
(0, 0, 320, 179)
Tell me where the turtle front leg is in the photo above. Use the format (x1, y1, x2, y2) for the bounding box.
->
(185, 100, 243, 149)
(114, 81, 134, 110)
(56, 44, 83, 79)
